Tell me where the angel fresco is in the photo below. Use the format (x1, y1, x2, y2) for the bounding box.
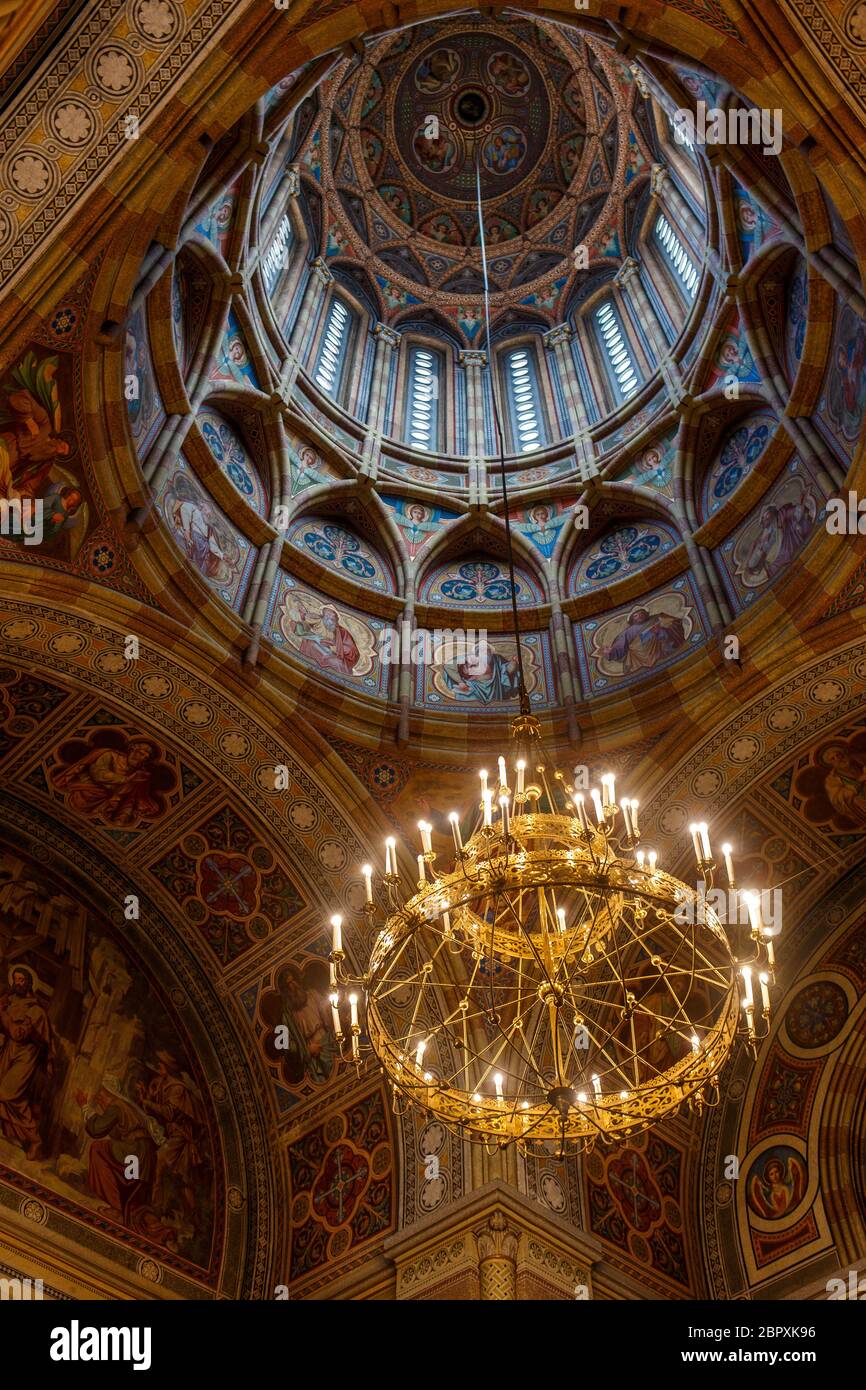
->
(50, 729, 175, 827)
(746, 1149, 806, 1220)
(483, 126, 527, 177)
(0, 350, 87, 555)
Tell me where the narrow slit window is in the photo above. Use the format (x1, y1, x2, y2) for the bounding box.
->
(263, 214, 293, 293)
(504, 347, 544, 453)
(314, 296, 351, 398)
(595, 300, 640, 402)
(406, 347, 439, 451)
(655, 214, 699, 298)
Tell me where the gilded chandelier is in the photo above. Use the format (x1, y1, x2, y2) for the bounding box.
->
(329, 715, 779, 1152)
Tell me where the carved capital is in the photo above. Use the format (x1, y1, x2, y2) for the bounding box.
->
(309, 256, 333, 287)
(543, 323, 573, 350)
(374, 322, 401, 349)
(650, 163, 669, 197)
(614, 255, 641, 287)
(459, 349, 487, 369)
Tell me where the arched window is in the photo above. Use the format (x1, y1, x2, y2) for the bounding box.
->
(314, 295, 352, 398)
(405, 345, 440, 451)
(262, 213, 293, 293)
(668, 112, 695, 154)
(503, 346, 545, 453)
(595, 300, 640, 402)
(655, 214, 699, 298)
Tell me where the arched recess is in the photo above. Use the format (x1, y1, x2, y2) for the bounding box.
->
(415, 510, 549, 611)
(0, 578, 413, 1291)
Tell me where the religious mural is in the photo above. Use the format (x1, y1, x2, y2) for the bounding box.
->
(287, 437, 341, 497)
(256, 949, 346, 1108)
(586, 1131, 690, 1290)
(700, 313, 760, 389)
(508, 498, 578, 559)
(125, 305, 164, 455)
(617, 432, 676, 496)
(703, 411, 776, 519)
(48, 727, 178, 829)
(288, 1088, 393, 1284)
(574, 577, 707, 694)
(197, 406, 268, 517)
(0, 848, 217, 1271)
(419, 555, 543, 606)
(268, 573, 390, 695)
(209, 311, 261, 388)
(717, 459, 825, 607)
(285, 516, 394, 593)
(193, 184, 237, 258)
(0, 347, 90, 558)
(785, 260, 808, 380)
(149, 802, 304, 966)
(380, 495, 459, 559)
(157, 458, 254, 610)
(819, 300, 866, 458)
(791, 727, 866, 832)
(568, 520, 678, 594)
(418, 630, 553, 706)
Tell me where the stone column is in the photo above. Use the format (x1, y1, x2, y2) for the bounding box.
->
(459, 348, 488, 504)
(362, 323, 400, 476)
(542, 324, 598, 484)
(477, 1211, 520, 1300)
(615, 256, 686, 407)
(283, 256, 333, 393)
(260, 164, 299, 251)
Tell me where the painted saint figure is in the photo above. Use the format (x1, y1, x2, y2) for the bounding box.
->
(601, 606, 686, 673)
(52, 737, 162, 825)
(0, 966, 55, 1159)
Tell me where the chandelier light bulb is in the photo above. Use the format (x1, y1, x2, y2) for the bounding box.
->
(577, 1091, 587, 1104)
(418, 821, 433, 855)
(573, 794, 589, 833)
(740, 966, 754, 1009)
(449, 811, 463, 853)
(698, 822, 711, 861)
(621, 797, 633, 838)
(483, 789, 493, 828)
(330, 914, 343, 954)
(591, 1073, 601, 1096)
(590, 788, 604, 824)
(601, 773, 615, 808)
(691, 1033, 700, 1053)
(417, 853, 427, 883)
(471, 1093, 481, 1105)
(349, 993, 358, 1025)
(329, 993, 341, 1034)
(516, 760, 526, 797)
(636, 849, 645, 868)
(479, 769, 488, 798)
(416, 1038, 426, 1067)
(630, 800, 640, 835)
(499, 793, 510, 838)
(758, 972, 771, 1012)
(721, 843, 735, 886)
(498, 755, 508, 789)
(494, 1073, 504, 1099)
(648, 850, 658, 873)
(689, 822, 702, 862)
(743, 890, 762, 934)
(361, 863, 373, 903)
(556, 906, 566, 933)
(385, 837, 396, 876)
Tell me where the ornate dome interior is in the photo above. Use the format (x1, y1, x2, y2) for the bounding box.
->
(1, 0, 866, 1321)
